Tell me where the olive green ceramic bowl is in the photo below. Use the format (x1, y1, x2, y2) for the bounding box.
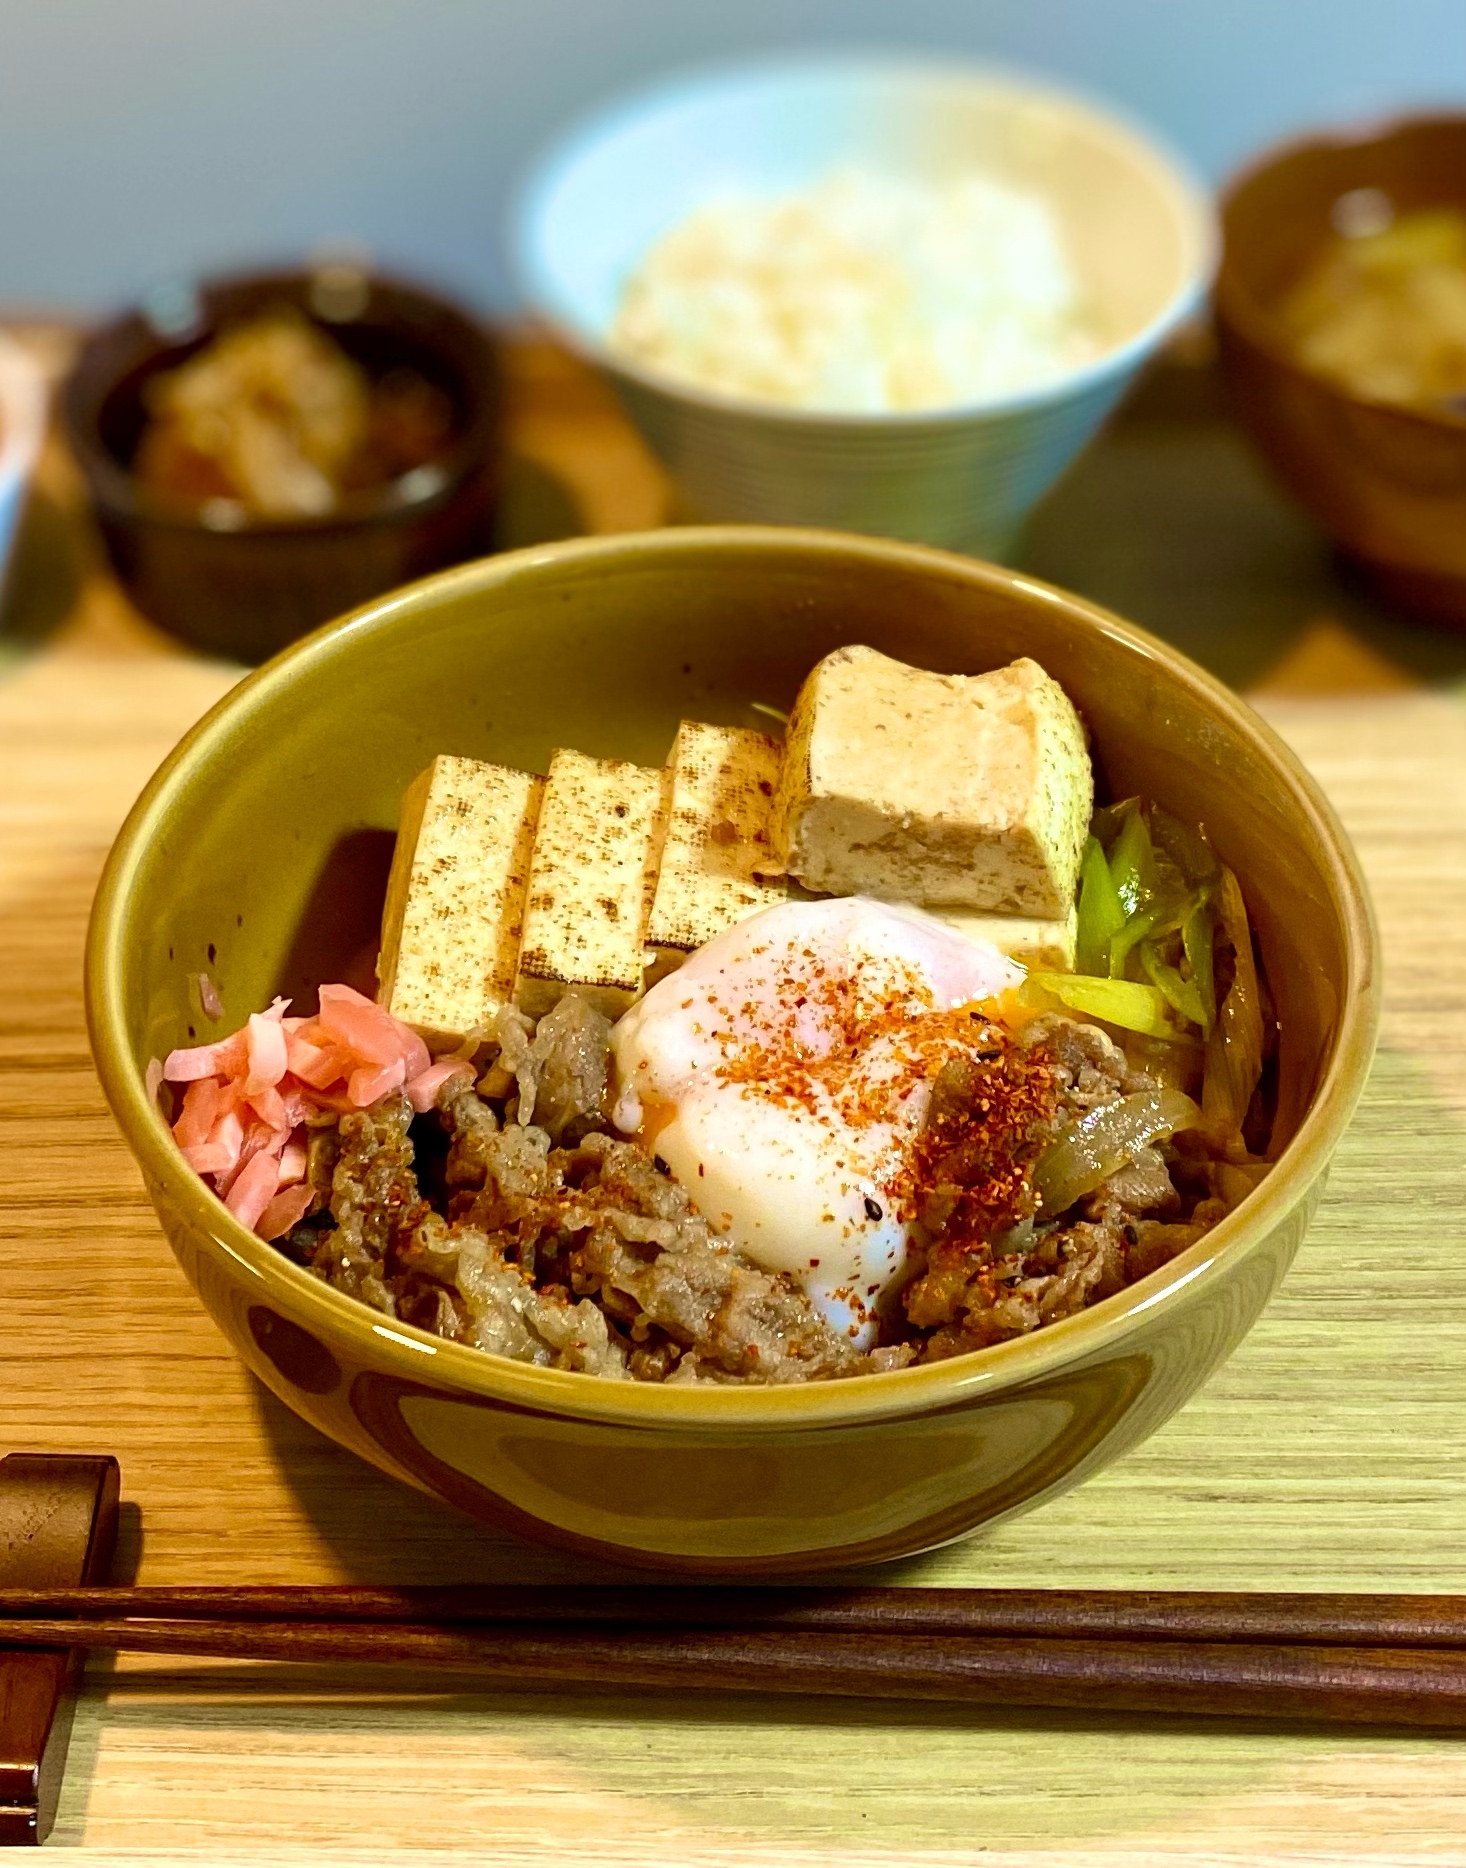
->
(86, 529, 1377, 1573)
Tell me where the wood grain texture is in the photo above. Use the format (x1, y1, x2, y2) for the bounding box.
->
(0, 1455, 118, 1845)
(1, 335, 1465, 1859)
(15, 1619, 1466, 1732)
(14, 1584, 1466, 1647)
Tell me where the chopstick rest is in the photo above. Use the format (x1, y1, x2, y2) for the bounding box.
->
(0, 1454, 119, 1848)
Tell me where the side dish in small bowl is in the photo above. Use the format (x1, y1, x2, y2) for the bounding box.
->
(63, 265, 504, 660)
(88, 529, 1376, 1570)
(1217, 114, 1466, 625)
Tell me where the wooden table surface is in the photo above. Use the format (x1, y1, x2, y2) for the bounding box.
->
(2, 331, 1466, 1864)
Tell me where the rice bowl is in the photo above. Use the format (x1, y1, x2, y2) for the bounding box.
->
(512, 57, 1216, 555)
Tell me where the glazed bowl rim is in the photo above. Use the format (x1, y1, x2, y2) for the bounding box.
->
(509, 51, 1218, 430)
(86, 526, 1379, 1430)
(1216, 108, 1466, 435)
(60, 263, 505, 536)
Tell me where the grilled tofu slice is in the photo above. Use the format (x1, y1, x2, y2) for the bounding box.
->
(931, 903, 1078, 972)
(515, 749, 668, 1018)
(378, 755, 543, 1046)
(772, 646, 1092, 918)
(646, 722, 787, 963)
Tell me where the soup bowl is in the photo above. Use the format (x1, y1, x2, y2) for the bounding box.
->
(1216, 114, 1466, 625)
(86, 529, 1377, 1572)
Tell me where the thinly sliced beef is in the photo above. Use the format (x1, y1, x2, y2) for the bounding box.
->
(242, 989, 1234, 1385)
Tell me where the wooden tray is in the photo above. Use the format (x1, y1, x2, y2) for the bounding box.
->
(2, 331, 1465, 1861)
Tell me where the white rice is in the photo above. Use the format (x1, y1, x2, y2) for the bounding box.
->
(610, 166, 1099, 414)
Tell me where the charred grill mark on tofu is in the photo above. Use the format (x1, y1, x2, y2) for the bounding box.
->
(515, 749, 667, 1017)
(647, 721, 788, 956)
(377, 755, 543, 1047)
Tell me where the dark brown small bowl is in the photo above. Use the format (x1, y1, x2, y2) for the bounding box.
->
(1216, 115, 1466, 627)
(62, 266, 505, 661)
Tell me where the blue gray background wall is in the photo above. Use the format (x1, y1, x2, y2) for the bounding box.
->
(2, 0, 1462, 314)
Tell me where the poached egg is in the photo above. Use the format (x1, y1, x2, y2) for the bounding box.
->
(610, 897, 1022, 1344)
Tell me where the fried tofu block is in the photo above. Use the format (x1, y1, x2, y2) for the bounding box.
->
(646, 721, 787, 958)
(515, 749, 667, 1019)
(931, 903, 1078, 973)
(772, 646, 1091, 917)
(377, 755, 543, 1046)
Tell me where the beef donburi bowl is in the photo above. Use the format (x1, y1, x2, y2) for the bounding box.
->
(87, 527, 1377, 1571)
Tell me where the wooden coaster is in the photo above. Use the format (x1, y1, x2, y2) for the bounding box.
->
(0, 1455, 119, 1847)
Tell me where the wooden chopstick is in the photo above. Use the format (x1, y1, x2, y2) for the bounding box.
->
(5, 1585, 1466, 1649)
(3, 1615, 1466, 1727)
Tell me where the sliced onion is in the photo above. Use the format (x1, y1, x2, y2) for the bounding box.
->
(1033, 1088, 1203, 1217)
(1202, 866, 1265, 1147)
